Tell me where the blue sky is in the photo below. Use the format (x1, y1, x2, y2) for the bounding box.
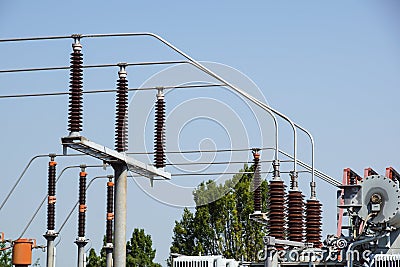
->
(0, 1, 399, 266)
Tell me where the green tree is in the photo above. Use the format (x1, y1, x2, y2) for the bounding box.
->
(0, 242, 11, 267)
(170, 208, 195, 256)
(170, 164, 268, 262)
(126, 228, 161, 267)
(86, 248, 105, 267)
(87, 229, 161, 267)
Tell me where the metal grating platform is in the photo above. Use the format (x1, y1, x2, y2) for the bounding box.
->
(61, 135, 171, 179)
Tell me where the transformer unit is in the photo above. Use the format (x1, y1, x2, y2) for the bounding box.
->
(260, 168, 400, 267)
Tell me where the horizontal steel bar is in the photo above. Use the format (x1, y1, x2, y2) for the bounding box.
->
(61, 135, 171, 179)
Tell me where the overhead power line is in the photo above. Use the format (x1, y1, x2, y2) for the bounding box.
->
(127, 147, 275, 155)
(0, 60, 189, 74)
(0, 83, 225, 99)
(166, 159, 293, 166)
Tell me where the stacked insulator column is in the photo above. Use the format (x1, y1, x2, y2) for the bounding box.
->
(305, 199, 322, 247)
(287, 171, 305, 242)
(268, 180, 286, 241)
(44, 154, 57, 267)
(252, 148, 261, 212)
(115, 64, 128, 152)
(106, 178, 114, 244)
(78, 167, 87, 238)
(154, 88, 166, 168)
(287, 191, 304, 242)
(75, 166, 88, 267)
(47, 156, 57, 232)
(104, 175, 114, 267)
(68, 36, 83, 135)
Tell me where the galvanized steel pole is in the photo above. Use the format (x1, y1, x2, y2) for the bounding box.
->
(113, 164, 128, 267)
(44, 235, 56, 267)
(106, 247, 113, 267)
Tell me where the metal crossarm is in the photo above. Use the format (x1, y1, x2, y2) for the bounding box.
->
(61, 136, 171, 179)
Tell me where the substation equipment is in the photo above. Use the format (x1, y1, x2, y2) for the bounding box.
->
(247, 163, 400, 267)
(0, 33, 399, 267)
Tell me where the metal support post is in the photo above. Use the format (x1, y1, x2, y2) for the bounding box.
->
(43, 233, 56, 267)
(75, 240, 88, 267)
(290, 171, 299, 191)
(113, 164, 128, 267)
(272, 159, 280, 180)
(106, 247, 113, 267)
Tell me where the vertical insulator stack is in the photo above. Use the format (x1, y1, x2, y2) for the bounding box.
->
(106, 179, 114, 244)
(268, 180, 286, 240)
(68, 39, 83, 134)
(305, 199, 323, 247)
(252, 149, 261, 212)
(115, 64, 128, 152)
(154, 88, 166, 168)
(78, 169, 87, 238)
(47, 157, 57, 231)
(287, 191, 304, 242)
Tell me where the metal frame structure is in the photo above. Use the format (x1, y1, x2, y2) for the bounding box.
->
(0, 32, 339, 267)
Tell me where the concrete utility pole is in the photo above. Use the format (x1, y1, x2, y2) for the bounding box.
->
(113, 164, 128, 267)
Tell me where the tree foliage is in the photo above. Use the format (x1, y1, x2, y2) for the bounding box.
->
(170, 164, 268, 262)
(87, 228, 161, 267)
(127, 228, 161, 267)
(0, 243, 11, 267)
(86, 235, 107, 267)
(86, 247, 105, 267)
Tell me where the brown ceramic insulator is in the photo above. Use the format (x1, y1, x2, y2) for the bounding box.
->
(106, 181, 114, 244)
(78, 172, 87, 238)
(287, 191, 305, 242)
(68, 47, 83, 133)
(305, 199, 323, 247)
(253, 156, 261, 212)
(154, 98, 166, 168)
(47, 161, 57, 231)
(115, 77, 128, 152)
(268, 180, 286, 241)
(106, 221, 113, 244)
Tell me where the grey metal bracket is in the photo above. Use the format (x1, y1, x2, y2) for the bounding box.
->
(263, 236, 305, 248)
(249, 212, 268, 225)
(61, 135, 171, 180)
